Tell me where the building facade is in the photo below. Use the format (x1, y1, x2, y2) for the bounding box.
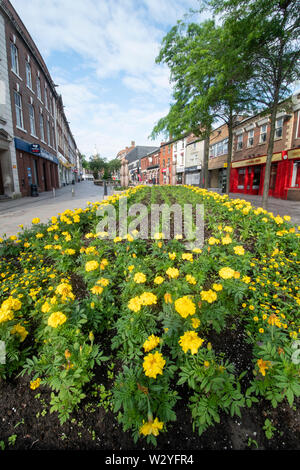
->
(0, 0, 79, 197)
(141, 148, 160, 184)
(230, 94, 300, 200)
(184, 135, 204, 186)
(208, 124, 229, 191)
(159, 142, 172, 184)
(173, 137, 186, 184)
(0, 6, 20, 198)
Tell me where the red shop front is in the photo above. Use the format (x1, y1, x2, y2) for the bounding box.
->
(230, 149, 300, 200)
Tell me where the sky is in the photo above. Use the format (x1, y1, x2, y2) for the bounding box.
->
(10, 0, 206, 160)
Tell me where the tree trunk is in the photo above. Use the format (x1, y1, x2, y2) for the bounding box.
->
(203, 133, 210, 189)
(226, 110, 233, 194)
(262, 90, 280, 210)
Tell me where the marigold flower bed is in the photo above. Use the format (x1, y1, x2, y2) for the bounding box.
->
(0, 185, 299, 450)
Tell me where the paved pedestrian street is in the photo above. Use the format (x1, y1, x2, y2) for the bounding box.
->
(0, 181, 113, 238)
(0, 183, 299, 239)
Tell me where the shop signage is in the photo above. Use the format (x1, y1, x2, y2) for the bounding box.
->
(30, 144, 40, 154)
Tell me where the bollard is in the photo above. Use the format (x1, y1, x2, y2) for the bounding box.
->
(53, 188, 56, 198)
(104, 181, 107, 196)
(72, 187, 75, 197)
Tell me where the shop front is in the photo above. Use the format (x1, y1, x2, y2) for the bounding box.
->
(14, 137, 59, 197)
(185, 165, 201, 186)
(230, 149, 300, 200)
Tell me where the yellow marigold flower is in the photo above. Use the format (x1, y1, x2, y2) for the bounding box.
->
(56, 283, 74, 300)
(219, 267, 235, 279)
(154, 232, 164, 240)
(41, 301, 51, 314)
(91, 285, 103, 295)
(143, 334, 160, 352)
(242, 276, 251, 284)
(221, 235, 232, 245)
(140, 418, 163, 437)
(224, 226, 233, 233)
(233, 245, 245, 256)
(174, 296, 196, 318)
(100, 258, 109, 270)
(85, 260, 99, 272)
(65, 248, 76, 255)
(166, 267, 179, 279)
(114, 236, 122, 243)
(164, 292, 173, 304)
(204, 361, 210, 368)
(143, 351, 166, 379)
(128, 296, 142, 312)
(11, 324, 28, 342)
(32, 218, 40, 224)
(212, 283, 223, 291)
(64, 349, 71, 360)
(175, 234, 183, 240)
(208, 237, 219, 245)
(182, 253, 193, 262)
(48, 311, 67, 328)
(186, 274, 196, 285)
(191, 317, 200, 329)
(30, 378, 41, 390)
(154, 276, 164, 285)
(257, 358, 271, 376)
(259, 328, 264, 333)
(168, 252, 176, 260)
(128, 265, 134, 272)
(97, 278, 109, 287)
(200, 289, 217, 303)
(179, 330, 204, 355)
(253, 316, 259, 322)
(139, 292, 157, 306)
(134, 272, 147, 284)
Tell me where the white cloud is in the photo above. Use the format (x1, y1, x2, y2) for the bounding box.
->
(10, 0, 202, 158)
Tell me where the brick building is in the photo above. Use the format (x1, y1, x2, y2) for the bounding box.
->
(140, 148, 160, 184)
(230, 94, 300, 200)
(0, 0, 79, 197)
(159, 142, 173, 184)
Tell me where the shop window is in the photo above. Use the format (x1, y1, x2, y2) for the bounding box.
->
(252, 166, 261, 189)
(237, 168, 245, 189)
(291, 161, 300, 187)
(269, 164, 278, 190)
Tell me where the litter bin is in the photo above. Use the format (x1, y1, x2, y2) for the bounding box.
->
(31, 184, 39, 197)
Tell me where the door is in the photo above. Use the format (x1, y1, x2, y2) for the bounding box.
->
(269, 163, 278, 196)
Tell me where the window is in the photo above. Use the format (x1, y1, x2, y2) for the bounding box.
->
(181, 140, 184, 149)
(47, 120, 51, 145)
(11, 43, 19, 75)
(237, 134, 243, 150)
(28, 104, 36, 135)
(36, 76, 41, 100)
(44, 85, 48, 109)
(247, 129, 254, 147)
(174, 143, 177, 151)
(14, 91, 24, 128)
(39, 113, 45, 141)
(275, 118, 283, 138)
(237, 168, 246, 189)
(260, 124, 267, 143)
(26, 62, 32, 89)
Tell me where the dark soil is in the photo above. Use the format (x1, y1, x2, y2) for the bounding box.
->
(0, 328, 299, 452)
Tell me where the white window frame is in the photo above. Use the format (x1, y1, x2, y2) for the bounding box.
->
(237, 134, 243, 150)
(275, 118, 283, 139)
(44, 85, 48, 109)
(39, 113, 45, 141)
(247, 129, 254, 147)
(260, 124, 267, 143)
(28, 103, 36, 136)
(11, 42, 19, 75)
(36, 76, 42, 101)
(26, 61, 32, 89)
(46, 119, 50, 144)
(14, 90, 24, 129)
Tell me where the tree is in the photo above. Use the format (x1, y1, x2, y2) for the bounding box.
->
(208, 0, 300, 207)
(89, 154, 107, 180)
(151, 19, 254, 191)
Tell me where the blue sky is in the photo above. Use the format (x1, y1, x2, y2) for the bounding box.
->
(10, 0, 205, 160)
